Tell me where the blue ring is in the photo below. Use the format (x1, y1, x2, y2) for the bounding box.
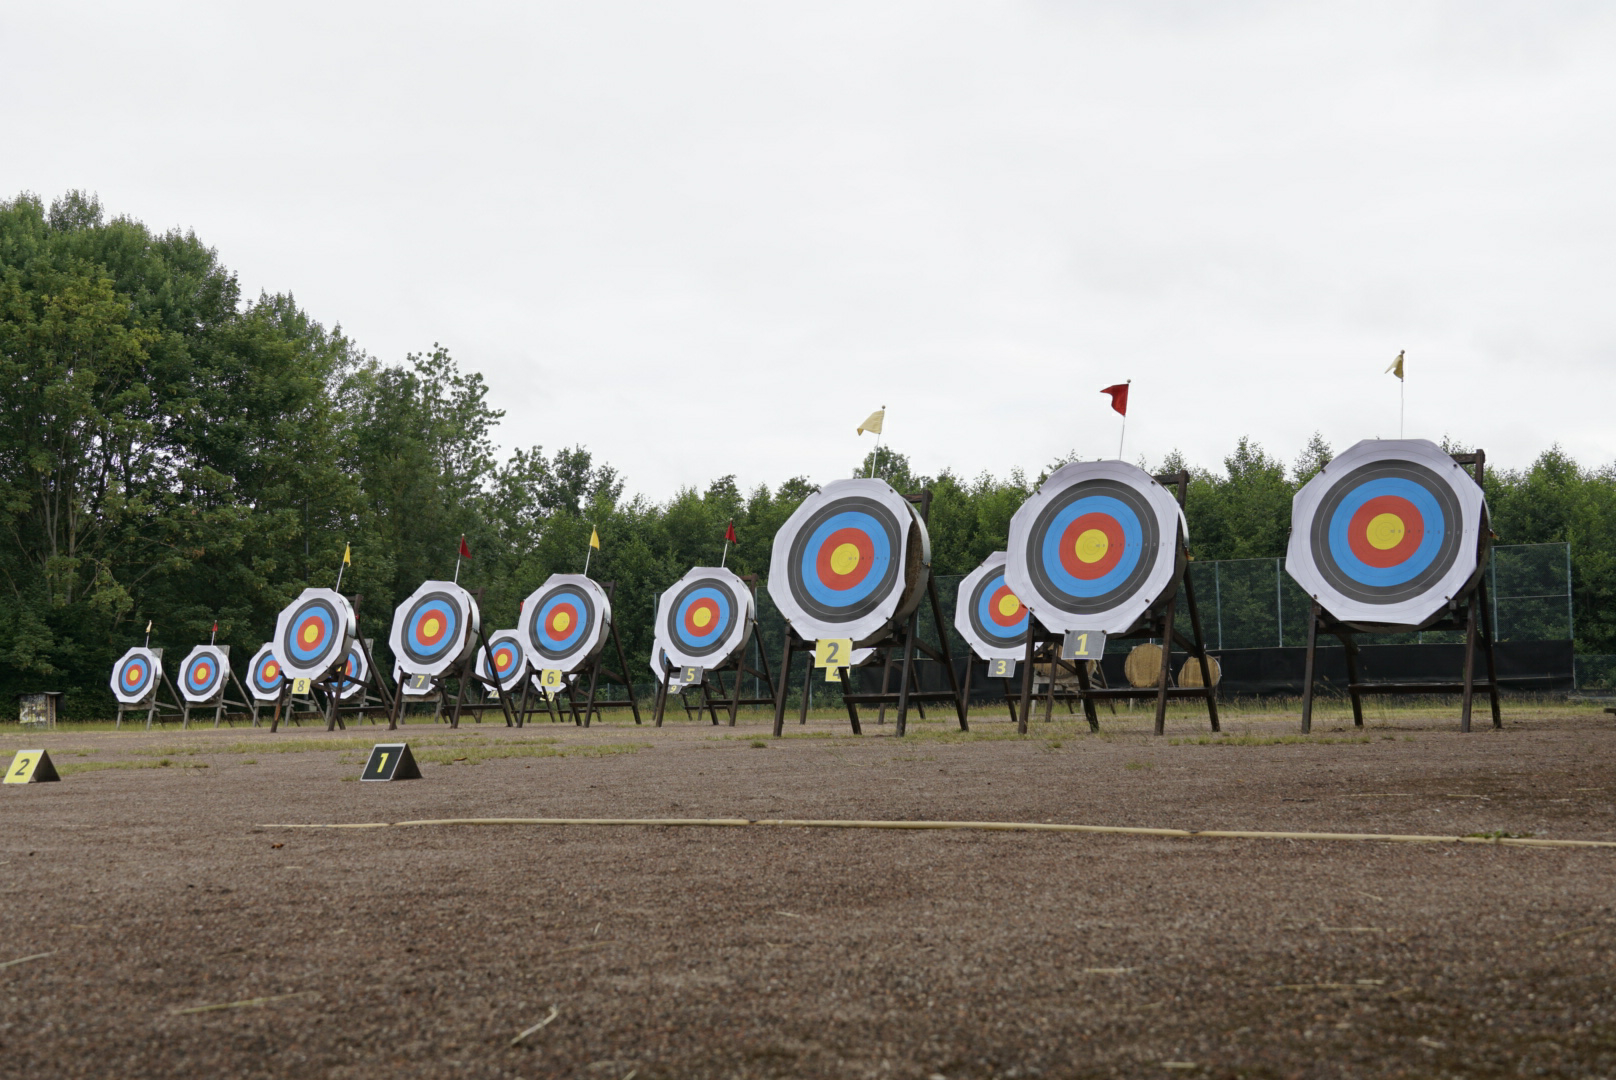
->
(251, 652, 282, 694)
(974, 572, 1028, 642)
(1325, 477, 1445, 587)
(797, 510, 894, 609)
(1037, 495, 1144, 599)
(673, 586, 733, 649)
(184, 655, 221, 694)
(536, 591, 589, 652)
(119, 657, 153, 696)
(287, 604, 337, 663)
(406, 600, 459, 658)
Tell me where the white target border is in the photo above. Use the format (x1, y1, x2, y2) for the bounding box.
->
(653, 566, 755, 672)
(110, 646, 164, 706)
(272, 587, 357, 681)
(767, 477, 931, 645)
(387, 580, 481, 679)
(1286, 438, 1488, 629)
(1005, 460, 1188, 636)
(245, 642, 284, 703)
(480, 628, 530, 692)
(518, 573, 613, 675)
(178, 644, 232, 705)
(955, 552, 1029, 661)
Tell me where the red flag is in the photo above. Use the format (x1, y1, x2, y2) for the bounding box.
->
(211, 621, 218, 635)
(458, 535, 472, 559)
(1101, 383, 1129, 416)
(724, 520, 738, 544)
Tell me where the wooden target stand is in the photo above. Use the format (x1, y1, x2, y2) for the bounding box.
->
(965, 655, 1112, 727)
(269, 595, 390, 733)
(325, 638, 396, 728)
(771, 490, 969, 738)
(652, 575, 779, 727)
(1015, 470, 1221, 737)
(1299, 451, 1501, 734)
(179, 654, 255, 729)
(384, 589, 516, 731)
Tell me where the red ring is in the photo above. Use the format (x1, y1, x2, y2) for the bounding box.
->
(545, 602, 581, 640)
(1057, 513, 1126, 580)
(1347, 495, 1423, 568)
(986, 584, 1025, 627)
(683, 598, 722, 637)
(815, 527, 875, 590)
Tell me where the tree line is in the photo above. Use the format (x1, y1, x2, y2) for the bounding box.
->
(4, 193, 1613, 716)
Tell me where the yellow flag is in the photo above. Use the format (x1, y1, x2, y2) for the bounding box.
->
(589, 527, 601, 550)
(342, 543, 351, 565)
(857, 408, 885, 436)
(1386, 350, 1404, 380)
(145, 621, 152, 633)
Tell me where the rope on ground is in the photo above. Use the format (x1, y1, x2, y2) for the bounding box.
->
(255, 817, 1616, 850)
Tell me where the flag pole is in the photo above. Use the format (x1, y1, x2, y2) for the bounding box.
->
(336, 556, 347, 593)
(867, 404, 885, 479)
(144, 621, 151, 648)
(453, 553, 461, 584)
(721, 539, 730, 568)
(1117, 380, 1130, 460)
(584, 533, 593, 577)
(1400, 374, 1405, 439)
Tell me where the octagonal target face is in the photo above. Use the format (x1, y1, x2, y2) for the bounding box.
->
(334, 640, 371, 701)
(767, 478, 930, 644)
(1286, 439, 1488, 628)
(518, 574, 612, 674)
(246, 643, 284, 702)
(1006, 461, 1187, 635)
(273, 588, 356, 680)
(653, 567, 754, 671)
(955, 552, 1031, 661)
(179, 645, 230, 704)
(478, 629, 528, 691)
(388, 580, 481, 678)
(110, 646, 162, 705)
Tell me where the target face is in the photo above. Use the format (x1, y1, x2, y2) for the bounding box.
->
(1005, 461, 1186, 635)
(478, 629, 528, 691)
(767, 478, 929, 644)
(179, 645, 230, 704)
(110, 646, 162, 705)
(955, 552, 1030, 661)
(1287, 439, 1487, 628)
(246, 643, 283, 702)
(272, 588, 355, 680)
(388, 581, 480, 678)
(518, 574, 612, 674)
(653, 567, 754, 670)
(334, 641, 370, 700)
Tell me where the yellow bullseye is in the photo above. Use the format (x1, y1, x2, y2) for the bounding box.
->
(422, 616, 442, 638)
(830, 543, 862, 576)
(1075, 528, 1109, 564)
(997, 594, 1021, 618)
(552, 611, 572, 633)
(692, 607, 713, 628)
(302, 625, 319, 644)
(1366, 513, 1405, 550)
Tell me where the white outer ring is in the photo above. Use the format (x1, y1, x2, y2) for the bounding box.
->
(653, 566, 755, 671)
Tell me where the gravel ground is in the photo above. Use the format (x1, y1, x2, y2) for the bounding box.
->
(1, 708, 1613, 1079)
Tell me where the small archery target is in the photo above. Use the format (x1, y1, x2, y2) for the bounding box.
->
(767, 478, 930, 644)
(110, 647, 162, 705)
(334, 640, 371, 700)
(1005, 461, 1186, 635)
(388, 581, 480, 678)
(479, 629, 528, 691)
(518, 574, 611, 674)
(273, 588, 356, 680)
(246, 643, 283, 702)
(1286, 439, 1488, 628)
(653, 567, 753, 670)
(178, 645, 230, 704)
(955, 552, 1031, 661)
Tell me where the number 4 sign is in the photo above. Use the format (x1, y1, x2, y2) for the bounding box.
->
(4, 750, 60, 784)
(361, 743, 422, 782)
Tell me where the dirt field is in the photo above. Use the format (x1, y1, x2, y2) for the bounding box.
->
(1, 704, 1613, 1079)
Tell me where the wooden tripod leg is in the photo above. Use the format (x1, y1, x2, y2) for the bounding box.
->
(1153, 597, 1176, 736)
(1017, 633, 1036, 736)
(876, 650, 894, 725)
(772, 636, 793, 738)
(1479, 578, 1502, 729)
(1342, 634, 1365, 727)
(1001, 675, 1017, 726)
(924, 571, 968, 731)
(1461, 595, 1478, 733)
(1301, 601, 1320, 734)
(1072, 659, 1100, 732)
(608, 617, 643, 725)
(1180, 561, 1220, 732)
(728, 657, 743, 727)
(895, 613, 919, 737)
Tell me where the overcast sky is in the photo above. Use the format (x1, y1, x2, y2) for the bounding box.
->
(6, 2, 1614, 497)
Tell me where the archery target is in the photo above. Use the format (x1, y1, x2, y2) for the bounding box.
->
(334, 640, 371, 701)
(518, 574, 612, 674)
(653, 567, 753, 670)
(388, 580, 481, 678)
(246, 643, 284, 702)
(479, 629, 528, 691)
(650, 645, 683, 690)
(767, 478, 930, 644)
(955, 552, 1031, 661)
(272, 588, 356, 680)
(1286, 438, 1488, 628)
(110, 646, 162, 705)
(179, 644, 230, 704)
(1005, 461, 1187, 635)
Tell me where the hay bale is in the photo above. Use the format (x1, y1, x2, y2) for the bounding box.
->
(1177, 654, 1222, 688)
(1123, 644, 1170, 688)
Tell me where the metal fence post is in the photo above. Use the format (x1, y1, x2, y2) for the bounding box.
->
(1276, 558, 1284, 647)
(1214, 561, 1223, 650)
(1566, 542, 1575, 642)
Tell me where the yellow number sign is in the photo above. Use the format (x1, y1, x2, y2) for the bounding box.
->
(291, 677, 312, 695)
(539, 669, 564, 689)
(4, 750, 60, 784)
(813, 639, 852, 669)
(1061, 630, 1107, 660)
(988, 658, 1017, 679)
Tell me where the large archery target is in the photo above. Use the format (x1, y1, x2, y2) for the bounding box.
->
(955, 552, 1031, 661)
(768, 478, 930, 644)
(179, 645, 230, 704)
(388, 580, 480, 678)
(1006, 461, 1187, 635)
(1287, 439, 1488, 628)
(653, 567, 753, 669)
(110, 647, 162, 705)
(479, 629, 528, 691)
(246, 643, 284, 702)
(273, 588, 356, 680)
(518, 574, 612, 673)
(334, 641, 370, 701)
